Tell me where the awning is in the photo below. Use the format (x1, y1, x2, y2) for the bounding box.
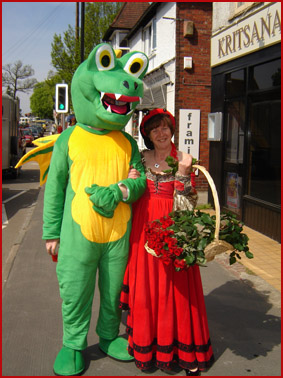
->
(136, 84, 167, 110)
(137, 66, 171, 110)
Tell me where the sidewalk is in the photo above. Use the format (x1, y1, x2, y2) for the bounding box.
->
(203, 209, 281, 292)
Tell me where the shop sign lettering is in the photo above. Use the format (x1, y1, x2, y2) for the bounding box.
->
(211, 3, 281, 67)
(179, 109, 200, 174)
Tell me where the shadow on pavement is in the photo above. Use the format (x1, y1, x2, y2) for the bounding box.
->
(205, 279, 281, 364)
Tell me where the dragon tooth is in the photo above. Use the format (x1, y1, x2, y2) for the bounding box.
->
(115, 93, 122, 100)
(100, 92, 105, 100)
(107, 105, 112, 113)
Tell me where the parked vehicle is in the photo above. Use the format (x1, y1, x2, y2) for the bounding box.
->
(29, 126, 40, 139)
(2, 94, 26, 178)
(19, 122, 30, 129)
(34, 120, 47, 130)
(30, 122, 45, 137)
(22, 128, 34, 146)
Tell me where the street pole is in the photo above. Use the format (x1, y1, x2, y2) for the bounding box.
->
(62, 113, 66, 131)
(76, 3, 79, 41)
(81, 2, 85, 63)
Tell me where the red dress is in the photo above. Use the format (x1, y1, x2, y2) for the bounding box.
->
(120, 169, 214, 371)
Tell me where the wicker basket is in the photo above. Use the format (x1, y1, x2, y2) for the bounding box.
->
(193, 165, 234, 262)
(144, 165, 234, 263)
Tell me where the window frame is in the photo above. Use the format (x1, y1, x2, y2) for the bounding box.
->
(142, 18, 157, 57)
(229, 2, 257, 20)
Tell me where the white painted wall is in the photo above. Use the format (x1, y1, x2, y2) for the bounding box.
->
(212, 2, 233, 33)
(129, 3, 176, 71)
(125, 3, 177, 146)
(129, 3, 176, 113)
(212, 2, 270, 34)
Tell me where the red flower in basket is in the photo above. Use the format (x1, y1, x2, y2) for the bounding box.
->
(145, 215, 190, 271)
(145, 209, 254, 271)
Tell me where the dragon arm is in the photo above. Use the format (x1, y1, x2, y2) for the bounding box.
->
(42, 131, 71, 240)
(118, 132, 146, 204)
(84, 133, 146, 218)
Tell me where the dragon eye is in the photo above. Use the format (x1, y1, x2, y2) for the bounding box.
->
(96, 44, 115, 71)
(124, 53, 148, 78)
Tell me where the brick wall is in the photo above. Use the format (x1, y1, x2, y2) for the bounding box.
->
(175, 2, 212, 192)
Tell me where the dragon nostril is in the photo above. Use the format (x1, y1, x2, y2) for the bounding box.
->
(134, 82, 138, 90)
(123, 81, 129, 89)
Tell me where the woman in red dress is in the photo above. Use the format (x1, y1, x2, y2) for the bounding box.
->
(120, 109, 214, 376)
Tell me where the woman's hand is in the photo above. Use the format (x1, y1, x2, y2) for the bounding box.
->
(177, 154, 192, 176)
(128, 165, 141, 179)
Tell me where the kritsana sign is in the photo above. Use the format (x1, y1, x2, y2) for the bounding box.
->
(211, 2, 281, 67)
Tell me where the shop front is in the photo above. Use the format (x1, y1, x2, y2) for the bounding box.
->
(209, 3, 281, 241)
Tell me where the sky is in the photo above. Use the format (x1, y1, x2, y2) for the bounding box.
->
(2, 2, 77, 115)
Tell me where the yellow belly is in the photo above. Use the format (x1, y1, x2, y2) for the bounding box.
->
(69, 127, 131, 243)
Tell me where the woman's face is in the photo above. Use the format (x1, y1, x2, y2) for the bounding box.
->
(149, 120, 172, 149)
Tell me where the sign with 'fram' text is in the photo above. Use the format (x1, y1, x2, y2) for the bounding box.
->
(179, 109, 200, 171)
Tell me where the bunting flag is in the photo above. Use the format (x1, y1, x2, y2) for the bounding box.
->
(15, 134, 60, 186)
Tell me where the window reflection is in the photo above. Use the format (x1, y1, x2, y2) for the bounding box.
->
(249, 59, 281, 90)
(225, 100, 245, 164)
(248, 100, 281, 204)
(226, 69, 245, 97)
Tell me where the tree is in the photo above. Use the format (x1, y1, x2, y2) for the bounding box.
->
(29, 2, 123, 119)
(2, 60, 37, 99)
(30, 72, 62, 119)
(51, 25, 79, 85)
(50, 2, 123, 88)
(84, 2, 123, 57)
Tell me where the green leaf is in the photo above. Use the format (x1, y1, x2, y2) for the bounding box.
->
(192, 158, 199, 165)
(201, 213, 214, 225)
(185, 254, 195, 265)
(196, 255, 206, 264)
(245, 251, 254, 259)
(229, 256, 237, 265)
(197, 238, 208, 251)
(234, 243, 244, 251)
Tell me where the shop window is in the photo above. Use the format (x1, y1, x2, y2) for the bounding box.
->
(226, 69, 246, 97)
(249, 59, 281, 91)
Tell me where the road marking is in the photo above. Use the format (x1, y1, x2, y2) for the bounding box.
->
(2, 190, 27, 204)
(2, 204, 8, 228)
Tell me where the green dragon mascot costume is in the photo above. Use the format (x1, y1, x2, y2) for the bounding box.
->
(17, 43, 148, 375)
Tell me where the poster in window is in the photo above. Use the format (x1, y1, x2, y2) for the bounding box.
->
(227, 172, 239, 208)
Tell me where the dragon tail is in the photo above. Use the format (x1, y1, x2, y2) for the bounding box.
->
(15, 134, 60, 186)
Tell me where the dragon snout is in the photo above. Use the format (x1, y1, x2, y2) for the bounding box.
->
(123, 81, 139, 91)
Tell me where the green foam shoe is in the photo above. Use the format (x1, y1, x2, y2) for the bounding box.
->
(53, 346, 85, 376)
(99, 336, 134, 361)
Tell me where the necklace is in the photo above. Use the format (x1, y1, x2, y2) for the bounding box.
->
(153, 150, 170, 169)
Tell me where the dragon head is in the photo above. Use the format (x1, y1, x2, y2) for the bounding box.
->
(71, 43, 149, 131)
